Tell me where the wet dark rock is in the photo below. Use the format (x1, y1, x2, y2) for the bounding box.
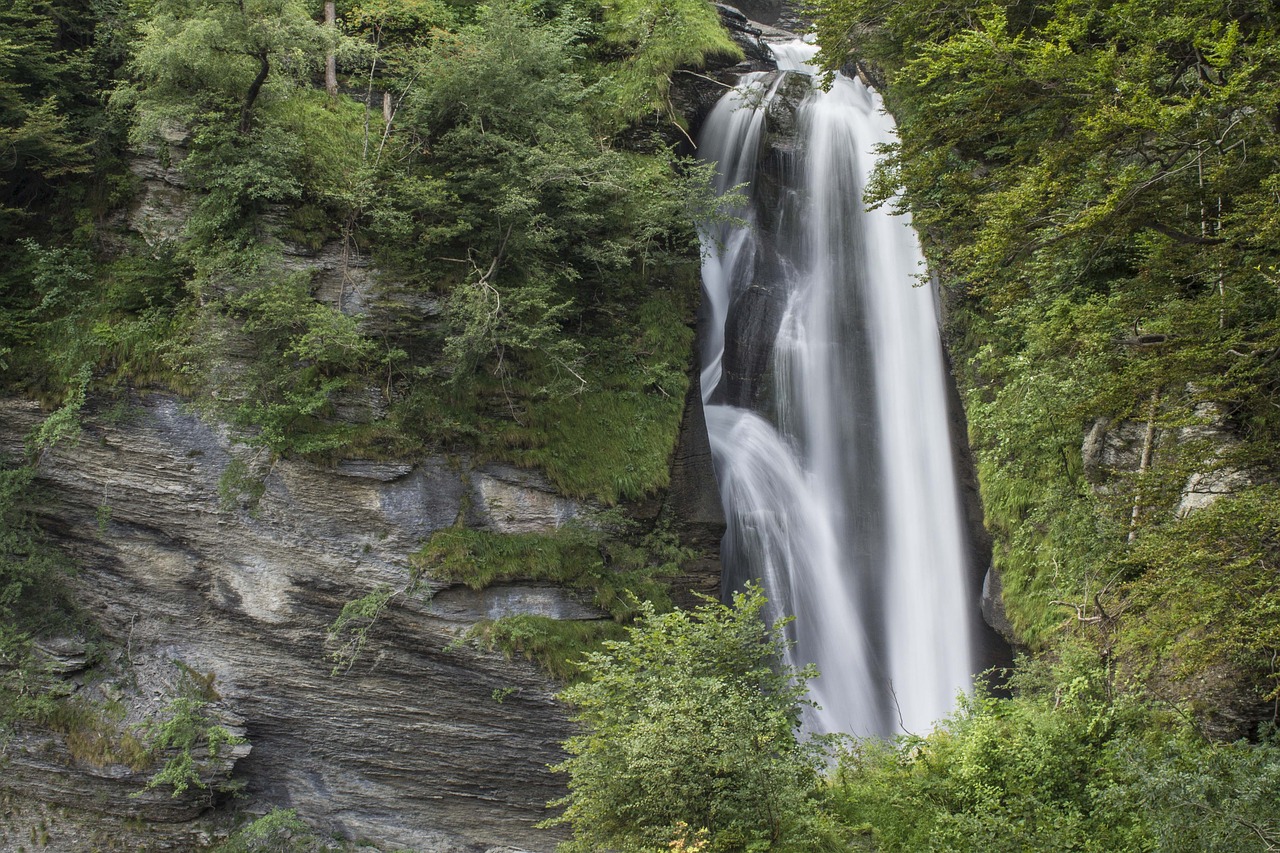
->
(661, 370, 727, 606)
(706, 70, 807, 412)
(668, 4, 790, 144)
(980, 566, 1017, 648)
(714, 273, 789, 410)
(762, 72, 811, 159)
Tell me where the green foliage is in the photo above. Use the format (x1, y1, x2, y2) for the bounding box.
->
(214, 808, 315, 853)
(213, 806, 413, 852)
(375, 2, 715, 398)
(138, 664, 247, 798)
(45, 696, 152, 771)
(470, 615, 628, 681)
(412, 519, 702, 681)
(0, 452, 75, 728)
(830, 649, 1280, 852)
(217, 457, 267, 514)
(495, 288, 695, 502)
(334, 520, 680, 682)
(593, 0, 742, 130)
(416, 523, 675, 620)
(1112, 725, 1280, 852)
(326, 583, 400, 674)
(2, 238, 189, 399)
(545, 585, 846, 852)
(0, 0, 125, 232)
(29, 362, 89, 453)
(345, 0, 456, 51)
(6, 0, 735, 507)
(1117, 484, 1280, 706)
(833, 649, 1149, 851)
(0, 408, 113, 761)
(121, 0, 329, 135)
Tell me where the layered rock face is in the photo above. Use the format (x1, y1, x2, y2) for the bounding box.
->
(0, 396, 603, 852)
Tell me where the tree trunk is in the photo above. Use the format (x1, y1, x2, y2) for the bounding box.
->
(383, 91, 392, 124)
(324, 1, 338, 97)
(240, 51, 270, 134)
(1128, 391, 1160, 543)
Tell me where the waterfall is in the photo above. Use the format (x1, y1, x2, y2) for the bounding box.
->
(698, 40, 974, 738)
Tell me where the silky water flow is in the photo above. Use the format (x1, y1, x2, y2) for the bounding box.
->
(698, 41, 974, 737)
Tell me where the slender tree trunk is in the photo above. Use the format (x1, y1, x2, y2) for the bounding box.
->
(1128, 391, 1160, 543)
(240, 51, 270, 134)
(324, 1, 338, 97)
(383, 91, 392, 124)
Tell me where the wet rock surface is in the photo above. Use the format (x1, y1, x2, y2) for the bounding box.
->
(707, 68, 806, 412)
(660, 371, 728, 605)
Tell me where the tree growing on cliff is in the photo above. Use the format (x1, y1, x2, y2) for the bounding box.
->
(543, 584, 847, 851)
(121, 0, 331, 135)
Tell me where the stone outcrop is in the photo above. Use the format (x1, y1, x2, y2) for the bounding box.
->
(118, 122, 192, 248)
(666, 3, 793, 145)
(705, 68, 808, 412)
(0, 395, 597, 852)
(1081, 396, 1253, 517)
(979, 566, 1017, 650)
(659, 371, 727, 606)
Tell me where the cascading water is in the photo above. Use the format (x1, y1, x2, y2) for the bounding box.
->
(699, 40, 975, 737)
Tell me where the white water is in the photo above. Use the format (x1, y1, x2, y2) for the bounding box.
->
(699, 41, 974, 737)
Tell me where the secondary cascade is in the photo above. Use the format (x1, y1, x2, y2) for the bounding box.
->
(698, 39, 975, 737)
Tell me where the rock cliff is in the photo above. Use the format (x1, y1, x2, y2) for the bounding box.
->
(0, 395, 602, 851)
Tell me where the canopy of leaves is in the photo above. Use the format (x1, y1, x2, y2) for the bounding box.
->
(121, 0, 330, 134)
(2, 0, 737, 503)
(594, 0, 742, 129)
(547, 584, 846, 852)
(375, 2, 722, 390)
(0, 0, 115, 229)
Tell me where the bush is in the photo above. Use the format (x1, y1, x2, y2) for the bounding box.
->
(544, 584, 846, 852)
(829, 647, 1280, 852)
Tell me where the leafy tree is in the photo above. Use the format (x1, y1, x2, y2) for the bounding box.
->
(122, 0, 330, 135)
(9, 0, 736, 488)
(0, 0, 134, 235)
(341, 0, 455, 115)
(545, 584, 845, 851)
(373, 0, 728, 401)
(593, 0, 741, 130)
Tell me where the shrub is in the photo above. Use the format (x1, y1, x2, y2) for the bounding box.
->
(545, 585, 846, 851)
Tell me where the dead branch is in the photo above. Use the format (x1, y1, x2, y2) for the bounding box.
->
(1051, 600, 1105, 624)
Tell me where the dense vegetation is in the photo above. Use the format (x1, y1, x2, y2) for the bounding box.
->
(645, 0, 1280, 846)
(550, 585, 1280, 851)
(2, 0, 739, 498)
(547, 586, 847, 852)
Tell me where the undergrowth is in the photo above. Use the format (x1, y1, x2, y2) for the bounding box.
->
(414, 524, 677, 620)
